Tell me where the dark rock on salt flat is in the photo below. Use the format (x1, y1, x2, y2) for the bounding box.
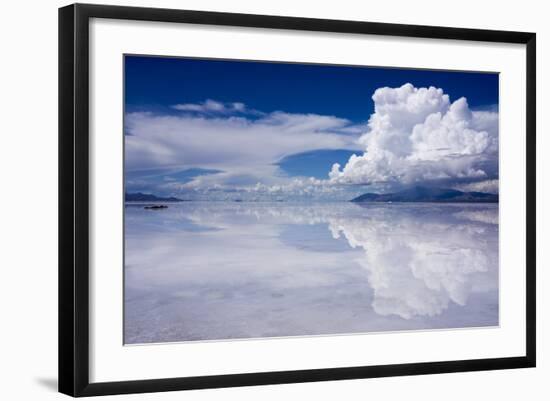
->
(144, 205, 168, 210)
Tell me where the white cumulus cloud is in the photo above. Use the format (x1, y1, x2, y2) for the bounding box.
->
(329, 83, 498, 189)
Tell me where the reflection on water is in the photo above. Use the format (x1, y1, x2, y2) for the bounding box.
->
(124, 202, 498, 344)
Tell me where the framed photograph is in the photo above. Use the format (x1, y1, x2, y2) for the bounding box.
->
(59, 3, 536, 397)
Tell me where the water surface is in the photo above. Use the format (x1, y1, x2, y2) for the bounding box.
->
(124, 202, 498, 344)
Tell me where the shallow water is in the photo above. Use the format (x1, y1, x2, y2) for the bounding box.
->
(124, 202, 499, 344)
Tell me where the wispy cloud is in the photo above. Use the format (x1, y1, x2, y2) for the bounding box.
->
(453, 179, 499, 194)
(125, 103, 364, 199)
(172, 99, 261, 115)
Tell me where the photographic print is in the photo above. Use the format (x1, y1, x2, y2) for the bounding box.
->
(123, 55, 499, 345)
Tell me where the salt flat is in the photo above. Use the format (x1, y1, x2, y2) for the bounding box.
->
(124, 202, 499, 344)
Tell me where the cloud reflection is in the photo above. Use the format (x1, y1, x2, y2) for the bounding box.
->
(177, 202, 498, 320)
(328, 205, 498, 319)
(125, 202, 498, 343)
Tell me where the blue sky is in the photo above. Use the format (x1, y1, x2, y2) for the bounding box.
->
(125, 56, 498, 120)
(124, 55, 499, 200)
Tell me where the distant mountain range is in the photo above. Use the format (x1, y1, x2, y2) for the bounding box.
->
(351, 186, 498, 203)
(125, 192, 183, 202)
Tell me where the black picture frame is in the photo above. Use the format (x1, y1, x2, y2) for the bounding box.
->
(59, 3, 536, 397)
